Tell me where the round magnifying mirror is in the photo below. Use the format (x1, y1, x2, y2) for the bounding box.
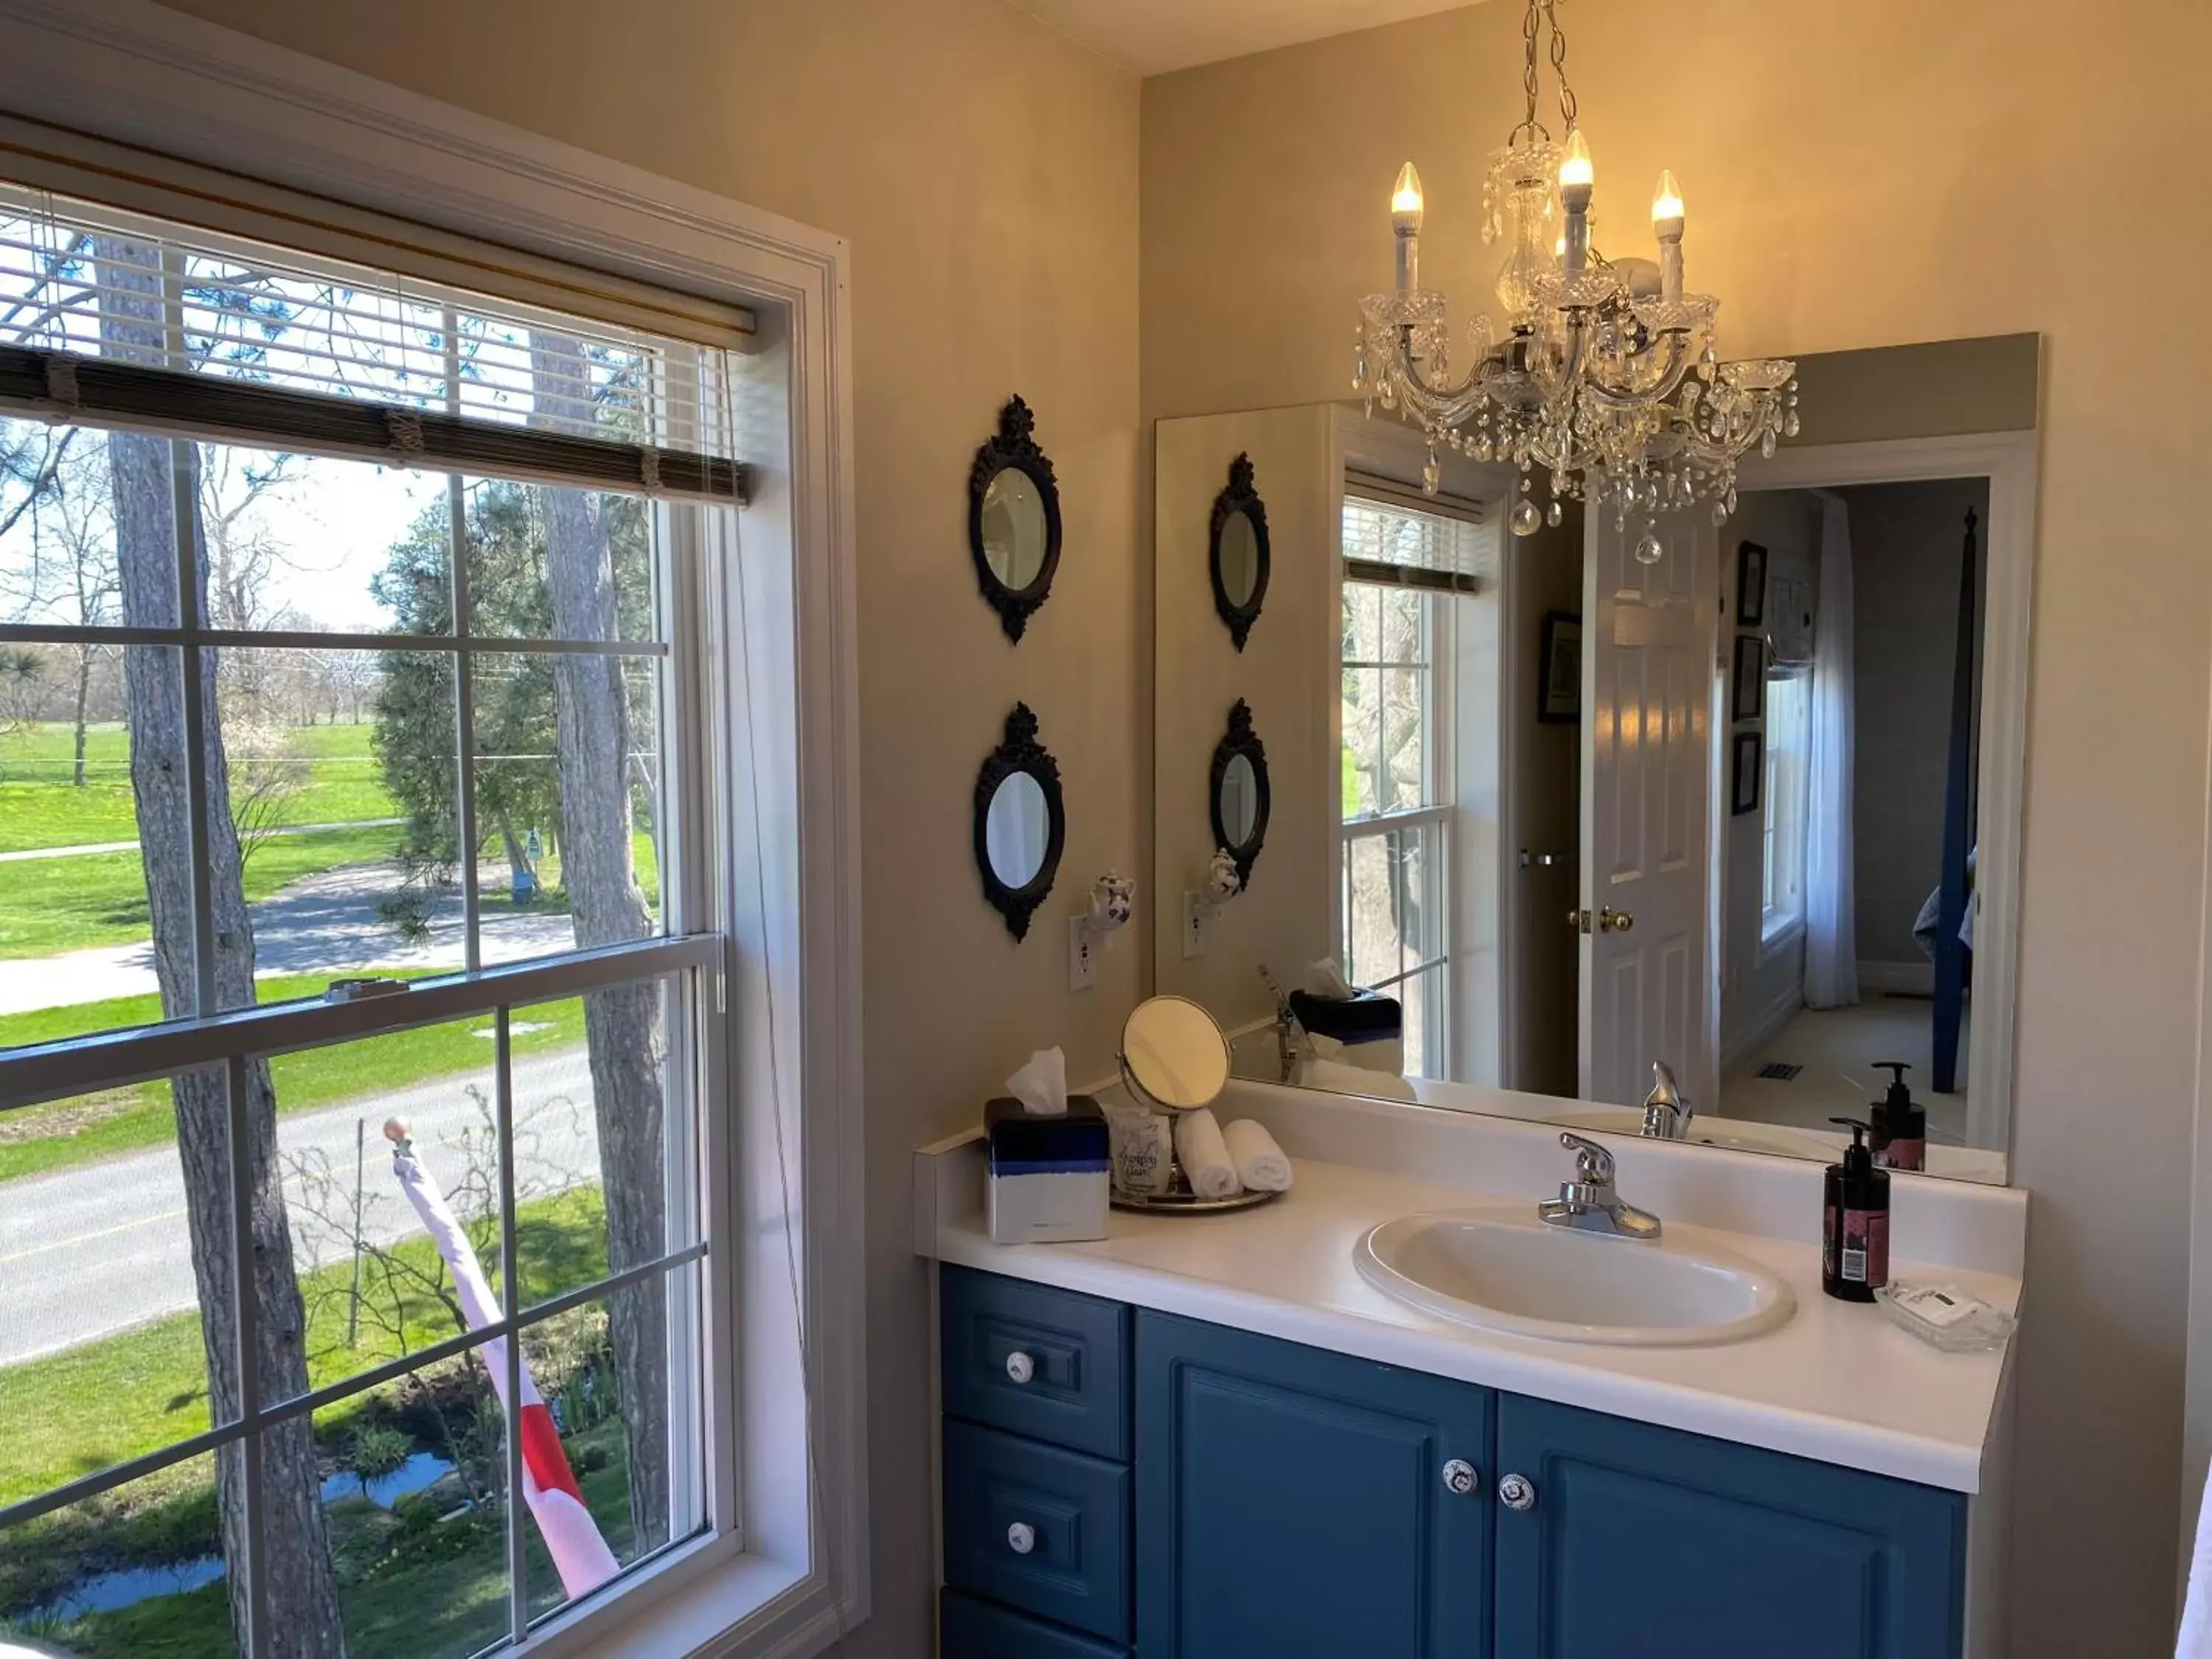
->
(1217, 509, 1260, 608)
(1120, 995, 1231, 1110)
(1218, 753, 1259, 847)
(984, 770, 1050, 890)
(979, 467, 1049, 591)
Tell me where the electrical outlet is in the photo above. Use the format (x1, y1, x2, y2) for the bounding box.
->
(1181, 891, 1206, 959)
(1068, 917, 1097, 992)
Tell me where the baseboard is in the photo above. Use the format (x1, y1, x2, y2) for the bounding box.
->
(1859, 959, 1934, 995)
(1722, 981, 1804, 1074)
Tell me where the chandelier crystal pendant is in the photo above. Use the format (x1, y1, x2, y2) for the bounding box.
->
(1353, 0, 1799, 561)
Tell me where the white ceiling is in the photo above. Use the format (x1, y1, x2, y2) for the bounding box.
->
(1011, 0, 1484, 76)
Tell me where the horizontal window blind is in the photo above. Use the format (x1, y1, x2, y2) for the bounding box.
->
(1343, 485, 1491, 595)
(0, 183, 748, 503)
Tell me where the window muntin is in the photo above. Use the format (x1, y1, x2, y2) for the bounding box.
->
(0, 186, 736, 1658)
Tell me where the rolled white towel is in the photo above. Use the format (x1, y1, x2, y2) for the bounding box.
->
(1222, 1119, 1293, 1192)
(1173, 1107, 1240, 1199)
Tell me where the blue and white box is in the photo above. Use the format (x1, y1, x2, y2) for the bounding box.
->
(985, 1093, 1110, 1245)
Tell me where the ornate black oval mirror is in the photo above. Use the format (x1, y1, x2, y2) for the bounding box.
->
(1209, 452, 1271, 650)
(1208, 699, 1270, 887)
(969, 395, 1062, 642)
(975, 703, 1066, 939)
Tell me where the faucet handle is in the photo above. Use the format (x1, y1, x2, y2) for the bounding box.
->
(1557, 1130, 1615, 1186)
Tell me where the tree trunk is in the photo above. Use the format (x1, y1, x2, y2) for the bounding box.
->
(71, 644, 91, 787)
(97, 240, 347, 1659)
(530, 330, 669, 1552)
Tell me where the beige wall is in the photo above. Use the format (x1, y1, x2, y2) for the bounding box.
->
(1142, 4, 2212, 1652)
(150, 1, 1141, 1652)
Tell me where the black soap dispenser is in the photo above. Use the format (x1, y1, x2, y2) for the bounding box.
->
(1823, 1117, 1891, 1303)
(1868, 1062, 1926, 1173)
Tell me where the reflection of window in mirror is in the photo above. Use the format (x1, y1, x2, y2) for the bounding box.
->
(1762, 668, 1812, 945)
(1338, 493, 1481, 1079)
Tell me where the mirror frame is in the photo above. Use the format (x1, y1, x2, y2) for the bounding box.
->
(1208, 451, 1271, 650)
(1208, 698, 1271, 888)
(968, 394, 1063, 643)
(973, 701, 1066, 940)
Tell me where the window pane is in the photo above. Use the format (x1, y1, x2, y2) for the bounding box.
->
(1381, 661, 1428, 811)
(1380, 586, 1427, 666)
(189, 442, 451, 635)
(0, 1450, 238, 1656)
(260, 1015, 501, 1406)
(1400, 824, 1444, 970)
(526, 1265, 707, 1621)
(515, 975, 689, 1312)
(1345, 833, 1399, 990)
(0, 644, 188, 1041)
(1340, 666, 1380, 819)
(1341, 580, 1380, 663)
(465, 481, 662, 645)
(0, 420, 177, 630)
(472, 653, 666, 966)
(0, 1066, 234, 1512)
(1400, 963, 1447, 1080)
(310, 1346, 509, 1659)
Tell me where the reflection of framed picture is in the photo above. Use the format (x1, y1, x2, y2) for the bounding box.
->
(1736, 540, 1768, 626)
(1731, 632, 1765, 724)
(1732, 730, 1762, 815)
(1538, 611, 1582, 723)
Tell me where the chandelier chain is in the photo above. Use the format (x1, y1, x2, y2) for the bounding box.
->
(1515, 1, 1544, 142)
(1544, 1, 1578, 133)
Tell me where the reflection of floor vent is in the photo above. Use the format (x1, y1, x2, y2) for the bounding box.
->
(1755, 1062, 1803, 1081)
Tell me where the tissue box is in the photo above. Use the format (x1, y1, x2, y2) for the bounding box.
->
(984, 1093, 1109, 1245)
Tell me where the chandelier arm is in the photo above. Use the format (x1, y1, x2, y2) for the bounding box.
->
(1386, 330, 1489, 408)
(1578, 333, 1692, 411)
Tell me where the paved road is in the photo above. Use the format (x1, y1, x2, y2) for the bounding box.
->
(0, 858, 580, 1017)
(0, 1045, 603, 1365)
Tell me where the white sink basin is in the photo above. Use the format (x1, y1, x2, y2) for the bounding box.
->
(1355, 1207, 1796, 1347)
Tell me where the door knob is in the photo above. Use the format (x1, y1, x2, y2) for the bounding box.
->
(1006, 1521, 1037, 1554)
(1441, 1458, 1479, 1496)
(1599, 907, 1634, 933)
(1498, 1472, 1537, 1512)
(1004, 1350, 1036, 1385)
(1566, 908, 1593, 933)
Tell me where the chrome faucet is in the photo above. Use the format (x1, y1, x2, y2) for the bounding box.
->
(1256, 964, 1310, 1083)
(1538, 1132, 1662, 1240)
(1640, 1060, 1694, 1141)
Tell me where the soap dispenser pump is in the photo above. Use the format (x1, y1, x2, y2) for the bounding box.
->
(1868, 1061, 1926, 1173)
(1823, 1117, 1891, 1303)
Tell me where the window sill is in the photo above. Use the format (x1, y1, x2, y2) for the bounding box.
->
(1761, 914, 1806, 960)
(526, 1538, 844, 1659)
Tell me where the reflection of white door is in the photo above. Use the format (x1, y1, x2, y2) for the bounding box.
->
(1579, 508, 1719, 1107)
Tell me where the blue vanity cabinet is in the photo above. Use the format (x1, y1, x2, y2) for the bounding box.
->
(1491, 1394, 1967, 1659)
(1132, 1310, 1495, 1659)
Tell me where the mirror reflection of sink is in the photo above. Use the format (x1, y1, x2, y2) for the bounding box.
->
(1552, 1106, 1834, 1161)
(1355, 1208, 1796, 1347)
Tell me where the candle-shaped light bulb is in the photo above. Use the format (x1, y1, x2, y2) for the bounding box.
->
(1651, 168, 1685, 303)
(1559, 130, 1594, 201)
(1391, 161, 1425, 233)
(1391, 161, 1424, 293)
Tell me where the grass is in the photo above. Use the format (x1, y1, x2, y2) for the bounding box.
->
(0, 989, 587, 1183)
(0, 1185, 611, 1510)
(0, 824, 403, 959)
(0, 720, 397, 853)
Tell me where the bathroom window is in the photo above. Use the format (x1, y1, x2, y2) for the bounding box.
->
(0, 172, 811, 1657)
(1339, 493, 1478, 1078)
(1763, 667, 1812, 942)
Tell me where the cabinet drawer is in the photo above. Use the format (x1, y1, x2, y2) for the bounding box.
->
(942, 1264, 1130, 1460)
(944, 1419, 1131, 1644)
(941, 1588, 1130, 1658)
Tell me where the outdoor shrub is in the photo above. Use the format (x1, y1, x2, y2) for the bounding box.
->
(349, 1422, 414, 1484)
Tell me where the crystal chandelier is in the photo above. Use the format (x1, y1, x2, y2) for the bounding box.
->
(1353, 0, 1799, 562)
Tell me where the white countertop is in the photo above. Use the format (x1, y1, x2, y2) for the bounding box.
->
(917, 1132, 2021, 1494)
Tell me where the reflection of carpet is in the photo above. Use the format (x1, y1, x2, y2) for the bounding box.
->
(1721, 998, 1969, 1141)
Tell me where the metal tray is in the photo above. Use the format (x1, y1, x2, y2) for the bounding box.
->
(1110, 1180, 1282, 1216)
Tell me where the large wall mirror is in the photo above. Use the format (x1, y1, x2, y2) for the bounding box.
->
(1151, 334, 2041, 1184)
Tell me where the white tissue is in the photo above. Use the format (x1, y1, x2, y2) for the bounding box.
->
(1303, 957, 1354, 1001)
(1006, 1047, 1068, 1116)
(1174, 1107, 1239, 1199)
(1222, 1119, 1293, 1192)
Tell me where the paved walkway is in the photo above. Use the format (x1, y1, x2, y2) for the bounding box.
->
(0, 818, 405, 864)
(0, 1045, 605, 1365)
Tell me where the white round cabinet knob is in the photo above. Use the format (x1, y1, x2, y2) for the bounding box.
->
(1004, 1351, 1036, 1385)
(1498, 1472, 1537, 1512)
(1006, 1521, 1037, 1555)
(1441, 1458, 1479, 1496)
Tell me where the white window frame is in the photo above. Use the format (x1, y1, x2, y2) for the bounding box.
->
(1761, 666, 1811, 952)
(0, 4, 866, 1657)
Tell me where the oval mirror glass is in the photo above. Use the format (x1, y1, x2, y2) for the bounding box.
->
(1217, 509, 1260, 607)
(1121, 995, 1231, 1110)
(979, 467, 1049, 591)
(984, 771, 1050, 890)
(1218, 752, 1259, 847)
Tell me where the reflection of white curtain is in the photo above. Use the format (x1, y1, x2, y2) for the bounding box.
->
(987, 778, 1048, 884)
(1804, 493, 1858, 1008)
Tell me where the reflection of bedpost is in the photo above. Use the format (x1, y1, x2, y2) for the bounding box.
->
(1933, 507, 1978, 1094)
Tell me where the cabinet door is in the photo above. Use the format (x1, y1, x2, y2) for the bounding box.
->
(1492, 1395, 1965, 1659)
(1135, 1310, 1493, 1659)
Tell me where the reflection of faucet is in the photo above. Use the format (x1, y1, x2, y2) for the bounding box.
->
(1256, 964, 1310, 1083)
(1640, 1060, 1693, 1141)
(1539, 1132, 1662, 1240)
